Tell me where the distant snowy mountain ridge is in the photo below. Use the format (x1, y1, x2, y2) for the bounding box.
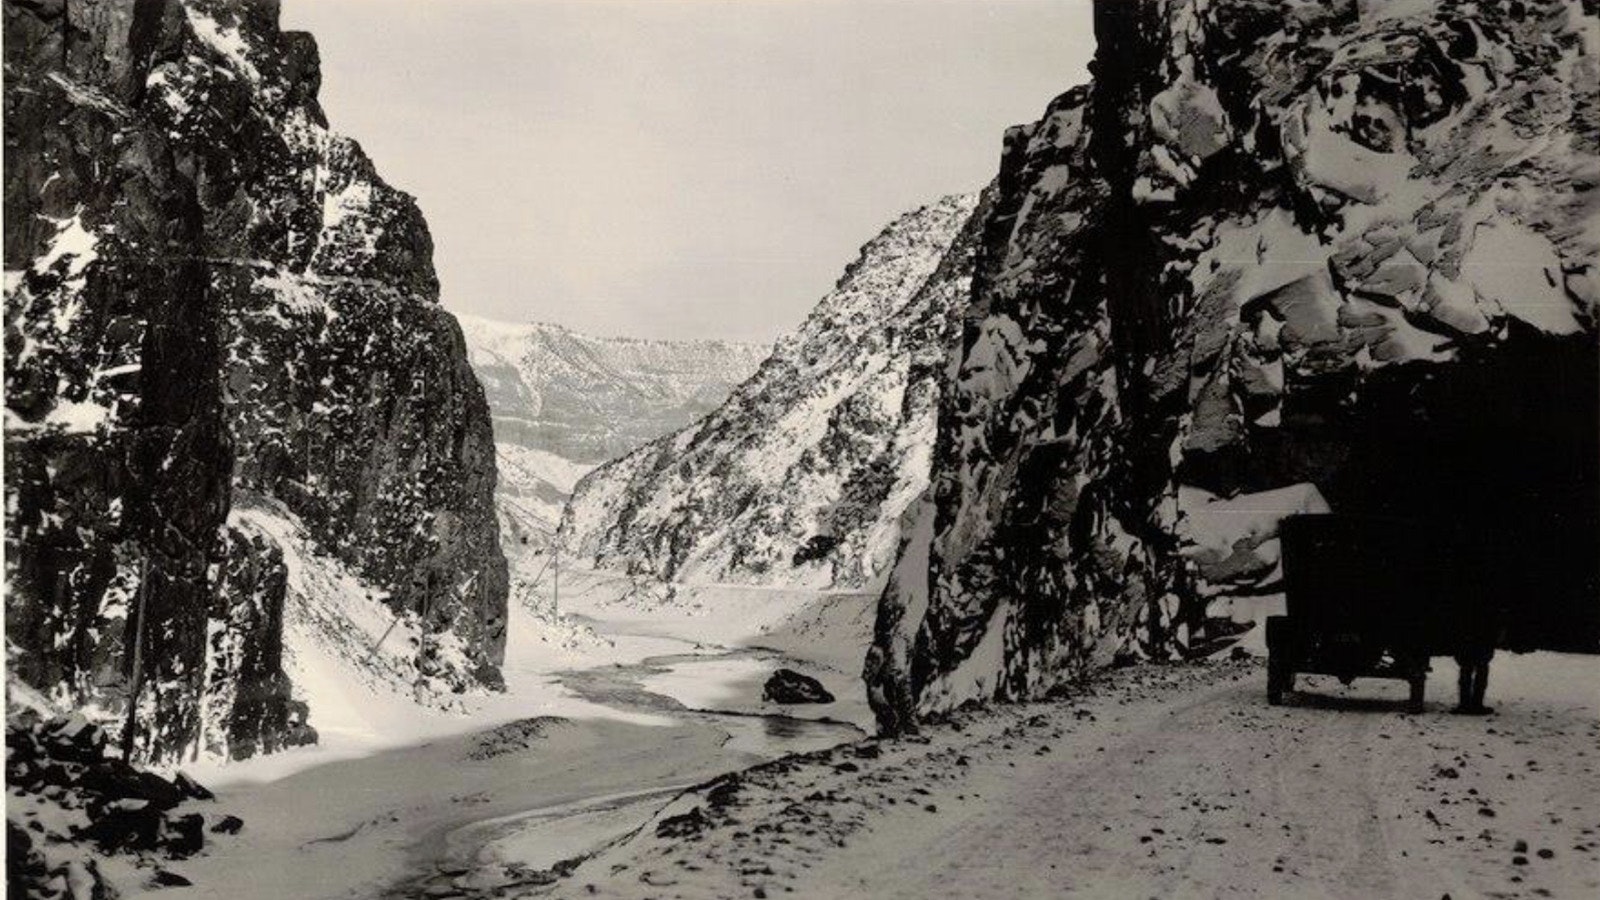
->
(458, 314, 769, 465)
(456, 313, 769, 633)
(456, 314, 769, 547)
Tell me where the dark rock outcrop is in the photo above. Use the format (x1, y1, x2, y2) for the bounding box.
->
(762, 668, 836, 705)
(5, 0, 507, 760)
(868, 0, 1598, 732)
(6, 710, 233, 897)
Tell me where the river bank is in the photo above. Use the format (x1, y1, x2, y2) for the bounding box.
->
(121, 570, 876, 900)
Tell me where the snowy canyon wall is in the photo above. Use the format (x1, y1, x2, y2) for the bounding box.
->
(563, 193, 986, 590)
(868, 0, 1599, 732)
(4, 0, 507, 760)
(458, 314, 767, 546)
(458, 314, 767, 626)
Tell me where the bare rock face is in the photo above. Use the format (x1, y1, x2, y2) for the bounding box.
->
(762, 669, 835, 705)
(562, 193, 986, 590)
(868, 0, 1599, 732)
(4, 0, 507, 760)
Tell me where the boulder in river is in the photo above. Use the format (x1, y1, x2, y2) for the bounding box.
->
(763, 669, 835, 705)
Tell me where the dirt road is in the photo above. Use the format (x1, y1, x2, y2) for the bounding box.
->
(568, 653, 1600, 899)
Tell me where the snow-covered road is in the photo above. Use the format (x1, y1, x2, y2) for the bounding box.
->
(569, 653, 1600, 899)
(123, 562, 1597, 900)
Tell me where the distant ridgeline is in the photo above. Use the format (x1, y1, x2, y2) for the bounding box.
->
(460, 315, 770, 469)
(4, 0, 507, 761)
(458, 314, 769, 553)
(866, 0, 1599, 732)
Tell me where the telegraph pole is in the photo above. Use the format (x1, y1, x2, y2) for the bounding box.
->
(122, 557, 150, 761)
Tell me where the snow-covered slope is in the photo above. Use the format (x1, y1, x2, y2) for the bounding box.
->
(562, 193, 985, 590)
(457, 315, 768, 546)
(228, 497, 471, 735)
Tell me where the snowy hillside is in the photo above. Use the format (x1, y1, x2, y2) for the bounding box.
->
(229, 497, 475, 732)
(562, 193, 985, 590)
(457, 314, 768, 546)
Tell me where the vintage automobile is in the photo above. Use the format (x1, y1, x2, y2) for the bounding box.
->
(1266, 514, 1446, 712)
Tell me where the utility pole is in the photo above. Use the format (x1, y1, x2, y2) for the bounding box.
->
(552, 542, 560, 614)
(415, 572, 434, 703)
(122, 556, 150, 762)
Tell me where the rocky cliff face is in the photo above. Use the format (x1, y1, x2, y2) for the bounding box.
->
(563, 193, 985, 590)
(4, 0, 507, 761)
(868, 0, 1599, 732)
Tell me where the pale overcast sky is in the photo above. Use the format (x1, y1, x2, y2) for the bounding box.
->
(282, 0, 1094, 342)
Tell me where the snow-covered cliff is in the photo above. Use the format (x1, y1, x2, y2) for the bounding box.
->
(562, 193, 985, 590)
(867, 0, 1599, 732)
(5, 0, 507, 760)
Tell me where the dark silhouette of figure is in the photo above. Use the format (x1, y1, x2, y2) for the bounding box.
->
(1444, 533, 1505, 716)
(1453, 646, 1493, 715)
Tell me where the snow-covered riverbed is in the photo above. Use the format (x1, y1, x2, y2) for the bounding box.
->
(126, 568, 878, 900)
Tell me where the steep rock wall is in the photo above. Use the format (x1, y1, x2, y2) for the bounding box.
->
(868, 0, 1599, 732)
(4, 0, 507, 759)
